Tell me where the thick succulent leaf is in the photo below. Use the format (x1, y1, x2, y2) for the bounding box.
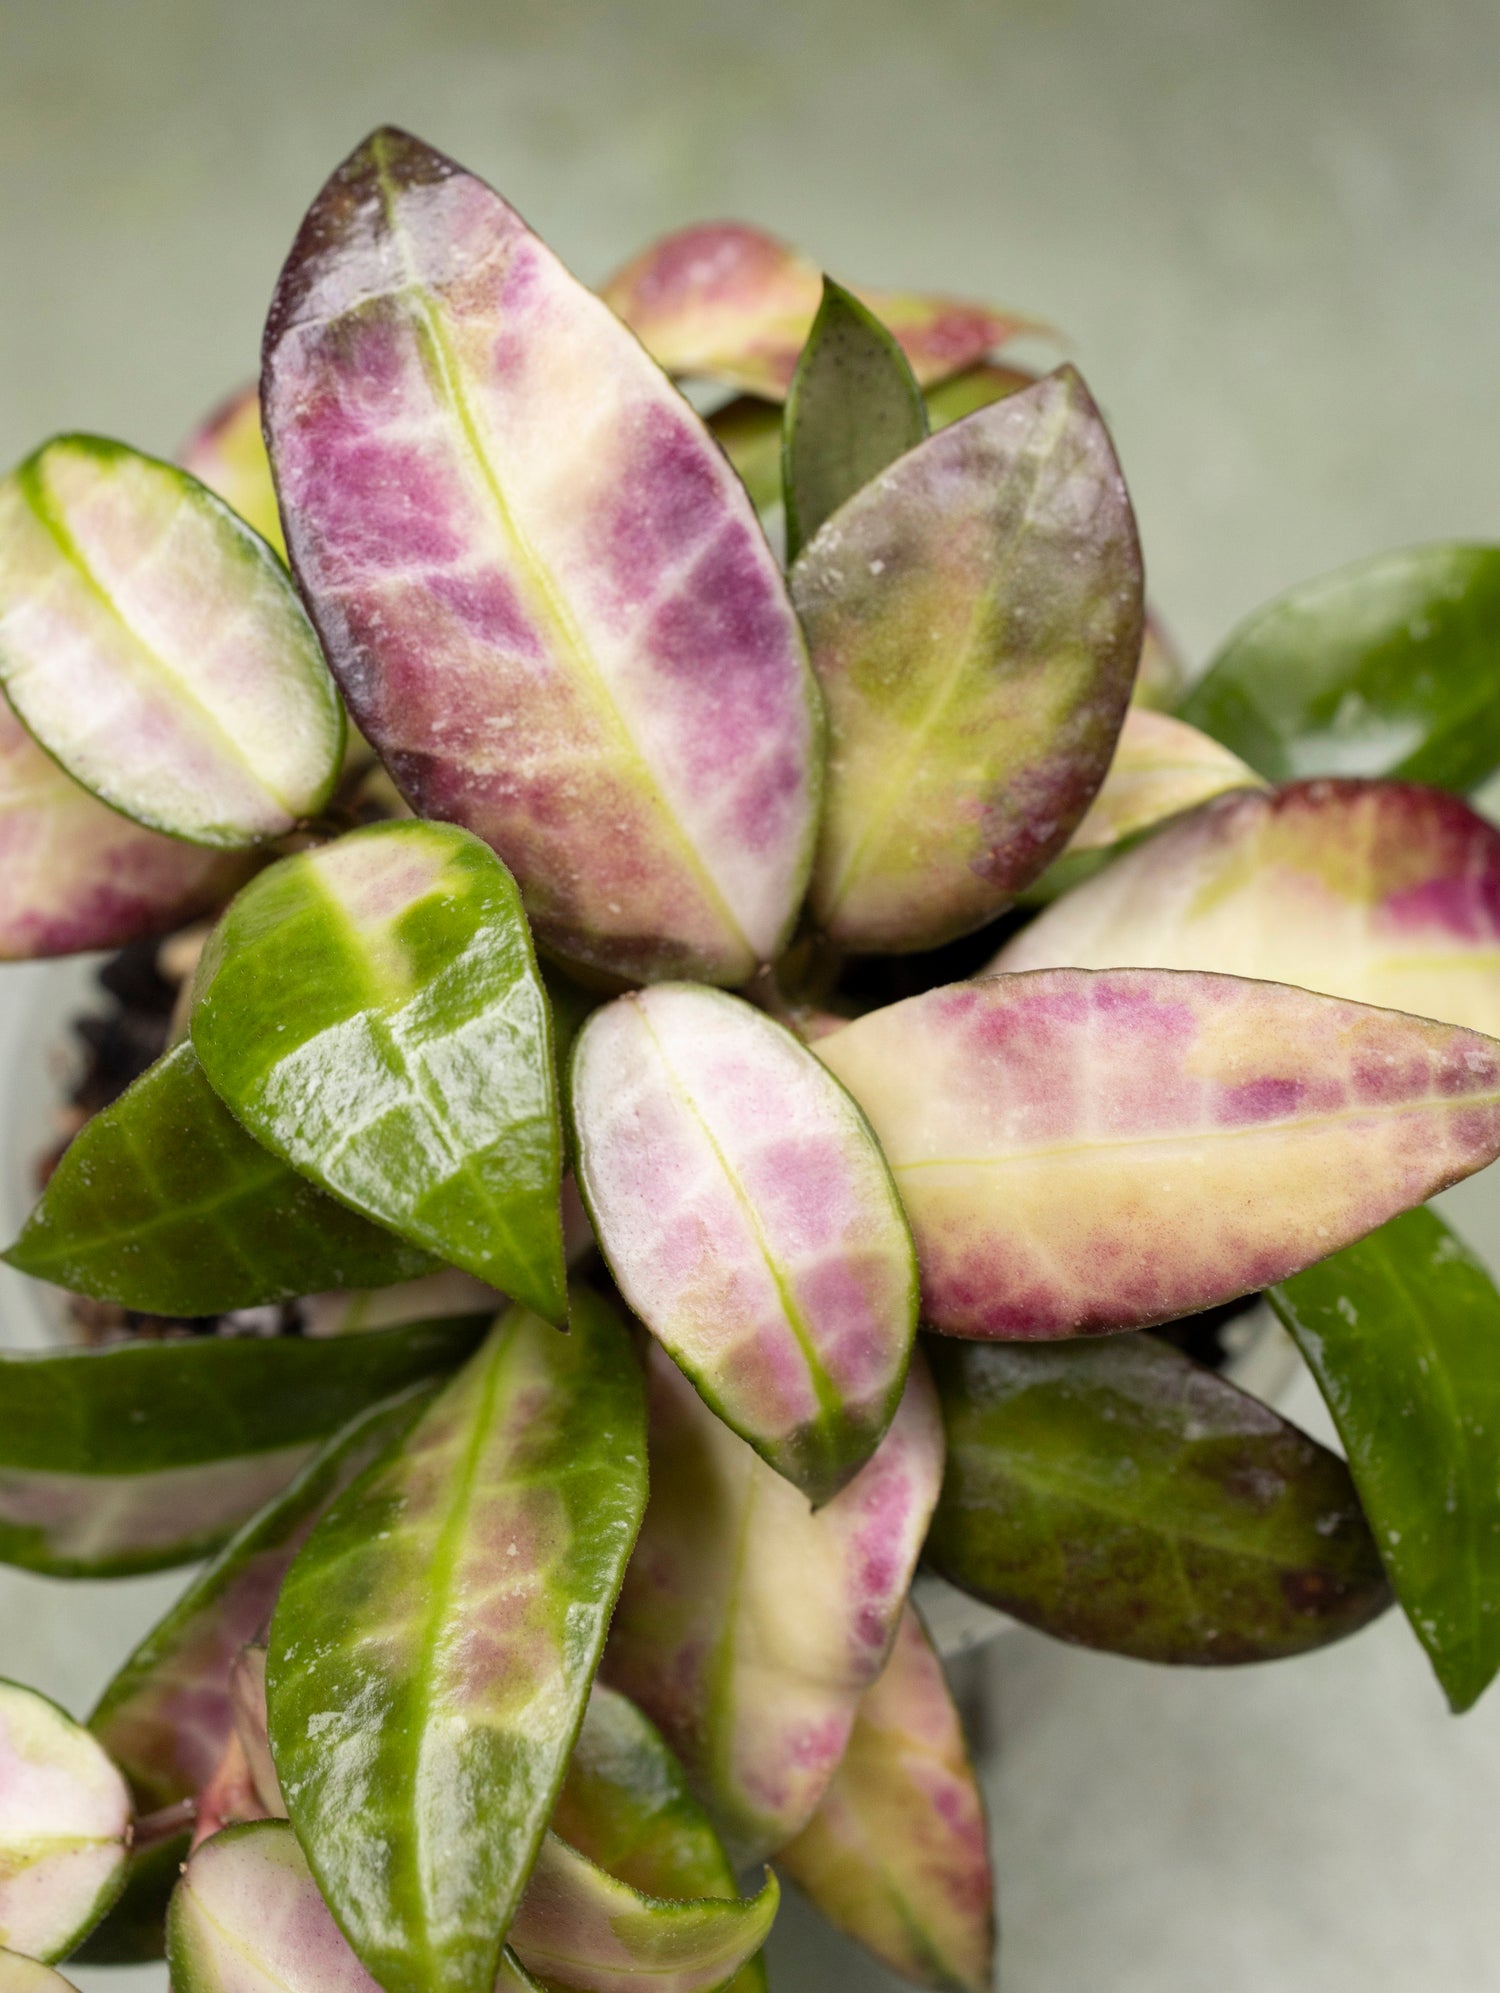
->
(996, 779, 1500, 1039)
(571, 984, 917, 1503)
(507, 1835, 777, 1993)
(266, 1295, 647, 1993)
(926, 1335, 1392, 1662)
(0, 1317, 487, 1576)
(262, 128, 818, 988)
(782, 278, 927, 564)
(0, 1953, 81, 1993)
(179, 387, 285, 559)
(1270, 1208, 1500, 1713)
(191, 819, 565, 1316)
(793, 367, 1143, 952)
(599, 221, 1049, 399)
(1062, 708, 1265, 853)
(0, 1682, 131, 1962)
(1180, 543, 1500, 790)
(0, 436, 342, 846)
(0, 696, 248, 961)
(780, 1604, 993, 1993)
(606, 1343, 943, 1862)
(66, 1819, 189, 1966)
(817, 968, 1500, 1339)
(7, 1042, 436, 1313)
(91, 1390, 434, 1812)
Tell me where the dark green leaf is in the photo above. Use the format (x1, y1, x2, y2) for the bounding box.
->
(1270, 1208, 1500, 1713)
(1180, 543, 1500, 790)
(267, 1291, 647, 1993)
(191, 820, 566, 1320)
(6, 1043, 435, 1313)
(783, 278, 927, 562)
(925, 1334, 1392, 1664)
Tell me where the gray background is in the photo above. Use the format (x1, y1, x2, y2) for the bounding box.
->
(2, 1, 1499, 1987)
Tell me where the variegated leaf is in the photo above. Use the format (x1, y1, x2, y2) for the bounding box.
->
(0, 436, 342, 846)
(571, 984, 917, 1503)
(0, 1953, 81, 1993)
(606, 1343, 944, 1862)
(780, 1604, 993, 1993)
(793, 367, 1143, 952)
(1063, 708, 1265, 853)
(0, 1681, 131, 1962)
(179, 386, 285, 558)
(599, 221, 1049, 398)
(996, 778, 1500, 1039)
(266, 1296, 647, 1993)
(262, 127, 819, 986)
(817, 968, 1500, 1339)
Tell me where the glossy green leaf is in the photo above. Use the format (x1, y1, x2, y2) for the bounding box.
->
(92, 1389, 435, 1813)
(1180, 543, 1500, 790)
(0, 1681, 131, 1962)
(606, 1342, 943, 1862)
(925, 1335, 1392, 1663)
(66, 1818, 189, 1966)
(783, 278, 927, 563)
(7, 1042, 436, 1313)
(267, 1294, 647, 1993)
(0, 435, 342, 846)
(0, 1952, 81, 1993)
(571, 984, 917, 1503)
(1270, 1208, 1500, 1713)
(179, 385, 286, 559)
(0, 1316, 487, 1576)
(793, 366, 1143, 952)
(191, 819, 566, 1318)
(780, 1604, 993, 1993)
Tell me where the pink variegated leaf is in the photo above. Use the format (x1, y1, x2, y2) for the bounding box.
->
(781, 1604, 994, 1993)
(179, 386, 285, 559)
(262, 128, 819, 986)
(793, 367, 1143, 952)
(605, 1343, 944, 1862)
(570, 985, 918, 1503)
(997, 779, 1500, 1038)
(1063, 708, 1265, 854)
(0, 696, 248, 960)
(818, 968, 1500, 1339)
(599, 222, 1051, 399)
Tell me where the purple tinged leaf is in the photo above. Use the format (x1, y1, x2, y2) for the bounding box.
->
(0, 437, 343, 847)
(606, 1343, 944, 1862)
(179, 386, 285, 559)
(780, 1605, 994, 1993)
(793, 367, 1144, 952)
(571, 984, 918, 1503)
(0, 1681, 131, 1963)
(262, 127, 820, 986)
(818, 968, 1500, 1339)
(1062, 708, 1265, 854)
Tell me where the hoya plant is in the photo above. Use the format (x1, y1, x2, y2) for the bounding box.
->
(2, 127, 1500, 1993)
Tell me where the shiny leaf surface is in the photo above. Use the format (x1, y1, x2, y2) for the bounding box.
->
(599, 221, 1049, 398)
(267, 1295, 647, 1993)
(606, 1342, 943, 1862)
(818, 968, 1500, 1338)
(571, 984, 917, 1502)
(782, 278, 927, 563)
(1062, 707, 1265, 853)
(793, 367, 1143, 951)
(7, 1042, 436, 1313)
(0, 1682, 130, 1962)
(178, 386, 285, 559)
(997, 779, 1500, 1038)
(926, 1334, 1392, 1662)
(1179, 543, 1500, 790)
(263, 127, 818, 986)
(780, 1604, 993, 1993)
(1270, 1208, 1500, 1712)
(191, 819, 565, 1317)
(0, 436, 342, 845)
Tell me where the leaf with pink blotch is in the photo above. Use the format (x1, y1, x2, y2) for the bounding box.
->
(780, 1603, 994, 1993)
(570, 984, 918, 1504)
(793, 366, 1144, 952)
(599, 221, 1051, 399)
(1061, 707, 1265, 854)
(817, 967, 1500, 1339)
(179, 385, 285, 559)
(262, 127, 820, 986)
(605, 1342, 944, 1863)
(996, 777, 1500, 1039)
